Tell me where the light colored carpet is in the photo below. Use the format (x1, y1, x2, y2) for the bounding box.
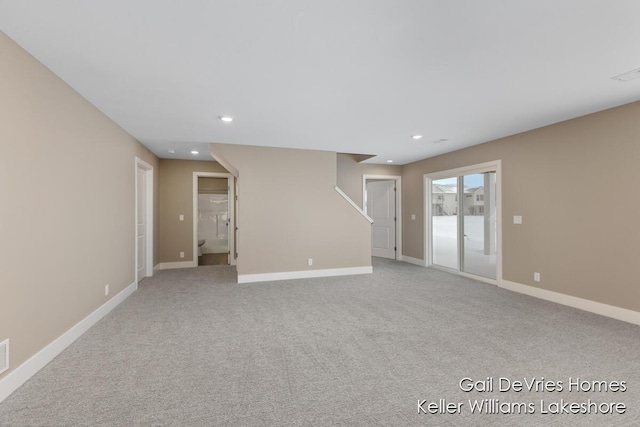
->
(1, 258, 639, 426)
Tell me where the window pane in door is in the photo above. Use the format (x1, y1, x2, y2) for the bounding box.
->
(431, 177, 458, 269)
(461, 173, 497, 279)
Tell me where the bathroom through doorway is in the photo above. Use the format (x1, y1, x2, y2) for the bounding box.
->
(193, 172, 235, 266)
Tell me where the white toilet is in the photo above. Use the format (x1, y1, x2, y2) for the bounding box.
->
(197, 239, 205, 256)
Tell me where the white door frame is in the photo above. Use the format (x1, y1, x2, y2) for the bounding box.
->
(135, 157, 154, 282)
(193, 172, 236, 266)
(424, 160, 502, 285)
(362, 174, 402, 260)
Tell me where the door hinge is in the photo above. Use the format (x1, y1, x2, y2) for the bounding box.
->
(394, 247, 397, 251)
(235, 195, 238, 201)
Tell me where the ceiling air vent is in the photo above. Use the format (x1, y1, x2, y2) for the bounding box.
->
(611, 68, 640, 82)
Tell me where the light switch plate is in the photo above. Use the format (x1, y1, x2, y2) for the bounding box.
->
(513, 215, 522, 224)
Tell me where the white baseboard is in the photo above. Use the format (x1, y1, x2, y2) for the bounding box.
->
(0, 281, 137, 404)
(500, 280, 640, 326)
(238, 266, 372, 284)
(153, 264, 161, 274)
(158, 260, 197, 270)
(401, 255, 427, 267)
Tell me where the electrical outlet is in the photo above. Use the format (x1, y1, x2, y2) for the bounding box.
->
(308, 258, 313, 266)
(514, 215, 523, 224)
(105, 284, 109, 296)
(411, 214, 416, 220)
(180, 251, 185, 258)
(534, 272, 541, 282)
(179, 214, 184, 221)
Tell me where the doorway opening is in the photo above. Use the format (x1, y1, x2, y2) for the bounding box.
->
(135, 157, 154, 282)
(363, 175, 402, 260)
(193, 172, 236, 266)
(424, 161, 501, 284)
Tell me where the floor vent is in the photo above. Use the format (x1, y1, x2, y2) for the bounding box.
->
(0, 339, 8, 375)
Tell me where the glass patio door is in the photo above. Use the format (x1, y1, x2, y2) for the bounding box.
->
(430, 170, 497, 280)
(461, 173, 496, 279)
(431, 177, 458, 270)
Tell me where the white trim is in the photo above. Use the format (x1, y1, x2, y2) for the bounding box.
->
(158, 261, 196, 270)
(135, 157, 154, 282)
(401, 255, 427, 267)
(0, 281, 137, 404)
(362, 175, 402, 260)
(193, 172, 236, 266)
(153, 264, 161, 274)
(238, 266, 372, 284)
(0, 339, 8, 375)
(424, 174, 430, 272)
(424, 160, 502, 284)
(334, 187, 373, 223)
(500, 280, 640, 326)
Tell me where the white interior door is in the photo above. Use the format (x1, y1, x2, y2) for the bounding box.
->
(366, 180, 396, 259)
(136, 167, 146, 281)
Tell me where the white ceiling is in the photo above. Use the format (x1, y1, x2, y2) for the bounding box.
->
(2, 1, 640, 164)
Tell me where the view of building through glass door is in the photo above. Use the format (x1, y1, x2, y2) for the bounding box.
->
(430, 170, 497, 280)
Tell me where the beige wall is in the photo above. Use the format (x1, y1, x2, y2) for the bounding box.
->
(210, 144, 372, 276)
(402, 101, 640, 312)
(337, 153, 402, 208)
(158, 159, 228, 263)
(198, 177, 228, 193)
(0, 31, 159, 379)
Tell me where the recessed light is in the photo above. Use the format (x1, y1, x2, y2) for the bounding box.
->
(219, 116, 234, 122)
(612, 67, 640, 82)
(411, 135, 423, 140)
(190, 150, 199, 155)
(386, 160, 394, 163)
(168, 149, 175, 154)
